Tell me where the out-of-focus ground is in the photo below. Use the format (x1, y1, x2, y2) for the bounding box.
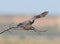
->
(0, 14, 60, 44)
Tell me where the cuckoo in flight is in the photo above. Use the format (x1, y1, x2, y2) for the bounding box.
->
(0, 11, 48, 34)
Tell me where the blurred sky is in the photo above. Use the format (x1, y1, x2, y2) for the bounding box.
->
(0, 0, 60, 15)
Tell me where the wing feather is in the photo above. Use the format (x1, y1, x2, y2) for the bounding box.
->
(33, 11, 48, 19)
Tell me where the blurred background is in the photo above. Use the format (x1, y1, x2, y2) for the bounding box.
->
(0, 0, 60, 44)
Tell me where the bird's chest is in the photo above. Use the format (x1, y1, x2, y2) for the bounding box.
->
(22, 25, 32, 30)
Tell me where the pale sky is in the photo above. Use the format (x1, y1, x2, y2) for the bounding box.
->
(0, 0, 60, 15)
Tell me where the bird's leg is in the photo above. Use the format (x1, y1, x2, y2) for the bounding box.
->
(39, 29, 48, 32)
(31, 26, 48, 32)
(37, 27, 48, 32)
(30, 27, 38, 32)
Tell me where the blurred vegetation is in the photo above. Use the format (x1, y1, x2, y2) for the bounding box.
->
(0, 20, 60, 44)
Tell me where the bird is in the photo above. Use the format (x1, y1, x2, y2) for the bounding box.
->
(0, 11, 48, 34)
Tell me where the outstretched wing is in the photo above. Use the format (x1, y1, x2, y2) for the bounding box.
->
(26, 11, 48, 25)
(0, 27, 16, 34)
(0, 26, 21, 34)
(33, 11, 48, 19)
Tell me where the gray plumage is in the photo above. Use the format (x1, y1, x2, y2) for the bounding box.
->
(0, 11, 48, 34)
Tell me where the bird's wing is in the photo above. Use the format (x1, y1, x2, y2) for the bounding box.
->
(0, 27, 23, 34)
(32, 11, 48, 19)
(0, 27, 16, 34)
(27, 11, 48, 25)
